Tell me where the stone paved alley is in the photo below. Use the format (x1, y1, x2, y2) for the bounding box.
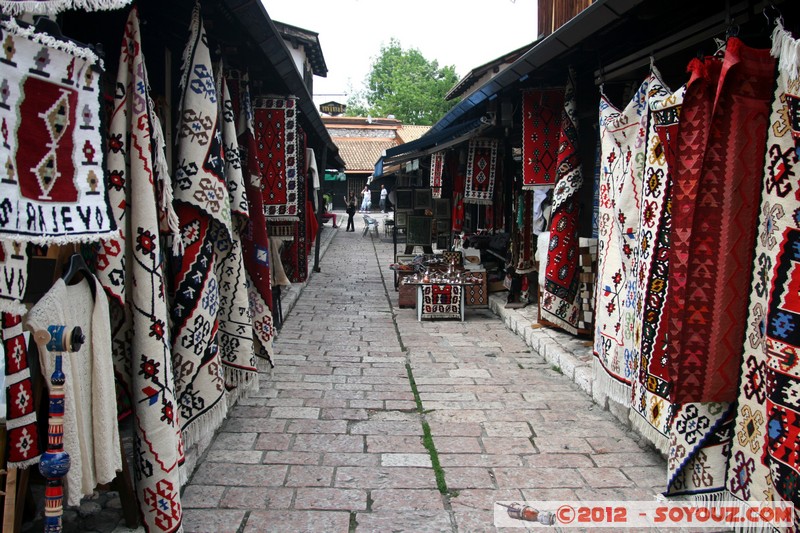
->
(175, 217, 669, 533)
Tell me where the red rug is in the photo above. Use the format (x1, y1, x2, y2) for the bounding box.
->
(522, 89, 564, 188)
(514, 191, 535, 273)
(2, 312, 40, 468)
(667, 39, 775, 404)
(253, 97, 299, 220)
(540, 69, 583, 334)
(464, 138, 497, 205)
(430, 152, 445, 199)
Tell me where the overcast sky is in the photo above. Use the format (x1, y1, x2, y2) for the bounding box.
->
(261, 0, 539, 106)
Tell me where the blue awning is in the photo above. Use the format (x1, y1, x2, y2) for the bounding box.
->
(373, 118, 486, 177)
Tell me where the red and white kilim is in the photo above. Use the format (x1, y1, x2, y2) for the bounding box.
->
(0, 17, 116, 244)
(96, 9, 183, 532)
(430, 151, 445, 198)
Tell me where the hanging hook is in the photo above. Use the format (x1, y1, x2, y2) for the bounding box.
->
(649, 54, 655, 72)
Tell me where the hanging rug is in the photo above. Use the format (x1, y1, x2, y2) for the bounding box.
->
(95, 9, 183, 533)
(540, 69, 583, 335)
(171, 2, 228, 448)
(0, 17, 116, 244)
(430, 151, 445, 198)
(253, 96, 299, 220)
(522, 88, 564, 189)
(464, 138, 497, 205)
(2, 312, 41, 468)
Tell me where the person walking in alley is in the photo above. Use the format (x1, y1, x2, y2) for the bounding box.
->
(360, 185, 370, 213)
(344, 194, 357, 231)
(379, 185, 388, 213)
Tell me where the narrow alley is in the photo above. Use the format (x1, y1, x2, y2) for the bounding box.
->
(179, 224, 666, 532)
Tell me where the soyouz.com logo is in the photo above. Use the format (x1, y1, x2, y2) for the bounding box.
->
(494, 501, 794, 528)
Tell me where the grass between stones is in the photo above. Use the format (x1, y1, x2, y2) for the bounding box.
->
(405, 363, 448, 495)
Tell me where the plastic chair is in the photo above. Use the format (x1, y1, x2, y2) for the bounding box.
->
(362, 215, 379, 237)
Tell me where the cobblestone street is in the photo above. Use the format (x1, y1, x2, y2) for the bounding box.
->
(179, 219, 668, 532)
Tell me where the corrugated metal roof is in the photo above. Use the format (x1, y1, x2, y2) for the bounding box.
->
(334, 138, 397, 173)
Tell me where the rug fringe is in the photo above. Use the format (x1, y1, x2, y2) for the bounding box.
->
(0, 0, 132, 15)
(0, 299, 29, 316)
(592, 357, 632, 407)
(772, 21, 800, 81)
(463, 199, 495, 205)
(180, 395, 228, 452)
(0, 229, 121, 247)
(629, 409, 670, 455)
(0, 16, 103, 66)
(224, 367, 259, 406)
(6, 456, 41, 470)
(662, 490, 793, 533)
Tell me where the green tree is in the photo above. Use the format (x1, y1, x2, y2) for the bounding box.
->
(346, 39, 459, 125)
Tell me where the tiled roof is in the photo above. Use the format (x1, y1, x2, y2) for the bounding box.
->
(333, 138, 396, 172)
(396, 125, 430, 144)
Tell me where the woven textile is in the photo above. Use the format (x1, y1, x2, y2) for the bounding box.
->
(253, 96, 299, 220)
(171, 4, 227, 447)
(522, 89, 564, 188)
(0, 0, 132, 15)
(0, 18, 116, 244)
(540, 69, 582, 334)
(95, 9, 183, 532)
(464, 138, 497, 205)
(667, 402, 735, 497)
(667, 39, 775, 404)
(216, 73, 257, 397)
(594, 72, 669, 405)
(0, 240, 27, 314)
(226, 71, 275, 363)
(430, 151, 445, 198)
(2, 312, 40, 468)
(421, 284, 462, 319)
(728, 31, 800, 513)
(591, 137, 600, 239)
(514, 191, 536, 273)
(629, 85, 685, 452)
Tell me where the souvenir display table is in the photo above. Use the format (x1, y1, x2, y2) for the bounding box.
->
(401, 272, 482, 321)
